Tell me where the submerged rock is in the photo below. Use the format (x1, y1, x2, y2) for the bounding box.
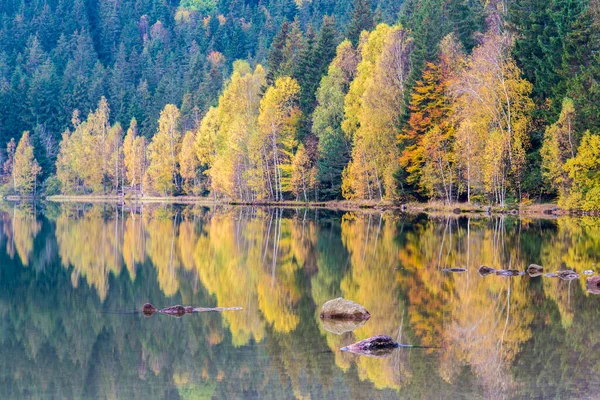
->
(142, 303, 243, 317)
(321, 318, 368, 335)
(192, 306, 243, 312)
(583, 270, 594, 275)
(556, 270, 580, 281)
(160, 305, 187, 317)
(442, 268, 467, 273)
(586, 276, 600, 295)
(496, 269, 525, 277)
(341, 335, 399, 357)
(478, 266, 496, 276)
(527, 264, 544, 277)
(143, 303, 158, 317)
(320, 298, 370, 320)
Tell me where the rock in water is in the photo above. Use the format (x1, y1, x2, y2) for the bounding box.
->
(586, 276, 600, 295)
(442, 268, 467, 273)
(142, 303, 158, 317)
(583, 270, 594, 275)
(341, 335, 399, 357)
(556, 270, 580, 281)
(496, 269, 525, 277)
(478, 266, 496, 276)
(320, 298, 370, 320)
(160, 305, 187, 317)
(527, 264, 544, 277)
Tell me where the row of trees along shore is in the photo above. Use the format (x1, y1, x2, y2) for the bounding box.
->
(2, 0, 600, 209)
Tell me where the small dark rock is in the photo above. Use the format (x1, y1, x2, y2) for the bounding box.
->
(442, 268, 467, 273)
(142, 303, 157, 317)
(452, 208, 461, 214)
(341, 335, 399, 357)
(527, 264, 544, 277)
(586, 276, 600, 295)
(556, 270, 580, 281)
(496, 269, 525, 277)
(478, 266, 496, 276)
(160, 305, 187, 317)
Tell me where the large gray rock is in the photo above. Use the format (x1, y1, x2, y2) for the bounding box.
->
(320, 298, 370, 320)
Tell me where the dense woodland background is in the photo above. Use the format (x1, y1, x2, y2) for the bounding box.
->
(1, 0, 599, 208)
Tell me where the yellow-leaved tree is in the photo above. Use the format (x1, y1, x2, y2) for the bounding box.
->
(179, 130, 200, 194)
(341, 24, 414, 200)
(291, 143, 318, 202)
(540, 98, 577, 202)
(256, 76, 302, 201)
(123, 118, 148, 193)
(563, 132, 600, 210)
(199, 61, 266, 200)
(145, 104, 182, 195)
(452, 31, 534, 205)
(56, 98, 123, 194)
(13, 131, 42, 195)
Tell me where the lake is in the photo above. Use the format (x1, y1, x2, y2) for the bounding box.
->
(1, 202, 599, 399)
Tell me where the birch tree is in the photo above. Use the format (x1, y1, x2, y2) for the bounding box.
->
(452, 31, 534, 205)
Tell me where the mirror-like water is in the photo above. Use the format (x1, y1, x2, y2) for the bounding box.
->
(1, 203, 599, 399)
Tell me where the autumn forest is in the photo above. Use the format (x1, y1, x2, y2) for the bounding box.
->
(1, 0, 600, 209)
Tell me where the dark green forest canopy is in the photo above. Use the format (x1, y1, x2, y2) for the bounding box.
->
(0, 0, 399, 144)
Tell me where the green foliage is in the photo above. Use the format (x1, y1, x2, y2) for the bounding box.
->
(42, 175, 62, 196)
(179, 0, 217, 13)
(312, 40, 357, 199)
(346, 0, 374, 46)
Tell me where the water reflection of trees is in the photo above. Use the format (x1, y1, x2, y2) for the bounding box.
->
(0, 205, 599, 398)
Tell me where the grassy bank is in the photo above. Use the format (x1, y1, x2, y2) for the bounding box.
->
(46, 195, 396, 211)
(42, 195, 569, 216)
(405, 201, 564, 216)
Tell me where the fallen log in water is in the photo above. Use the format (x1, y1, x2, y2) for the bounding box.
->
(142, 303, 242, 317)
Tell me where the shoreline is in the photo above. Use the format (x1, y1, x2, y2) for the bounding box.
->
(32, 195, 570, 216)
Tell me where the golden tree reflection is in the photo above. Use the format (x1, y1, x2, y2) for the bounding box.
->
(56, 206, 123, 301)
(26, 204, 599, 397)
(6, 206, 42, 267)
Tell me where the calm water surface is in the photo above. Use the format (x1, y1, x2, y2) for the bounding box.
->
(1, 203, 599, 399)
